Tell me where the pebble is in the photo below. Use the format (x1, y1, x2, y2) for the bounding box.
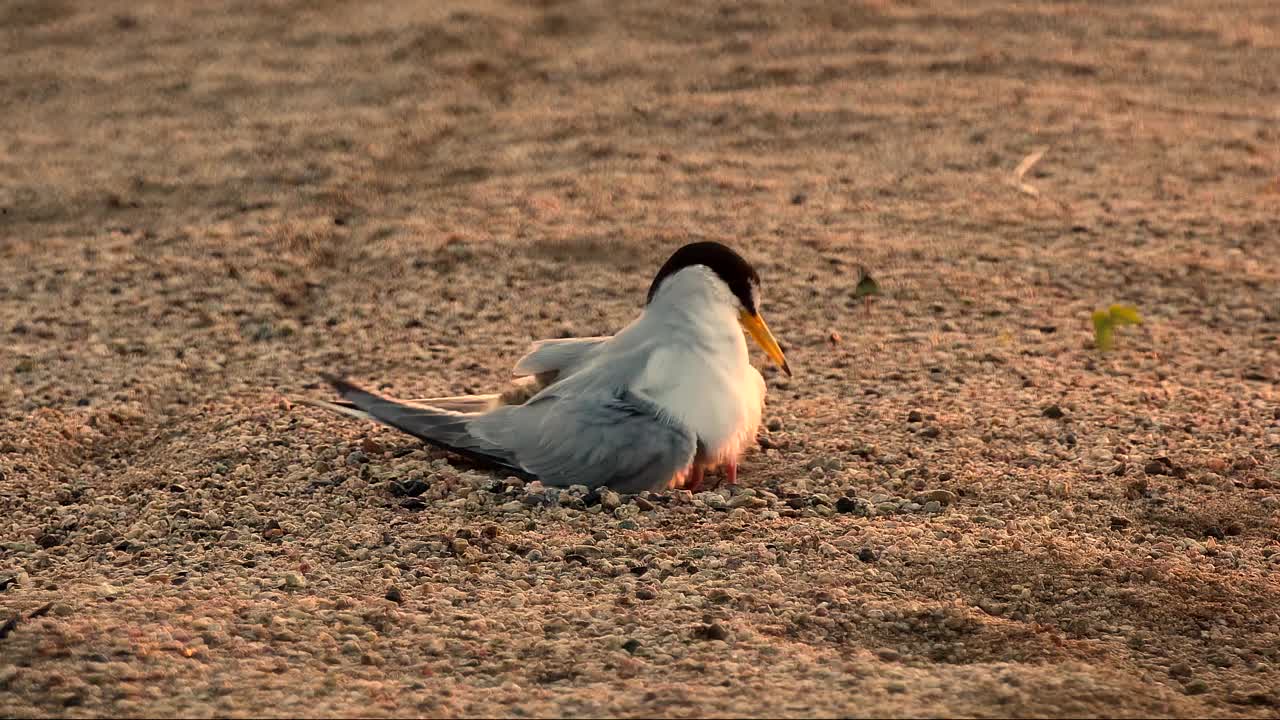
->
(697, 622, 729, 641)
(600, 490, 622, 510)
(924, 500, 942, 513)
(393, 479, 430, 497)
(875, 647, 901, 662)
(835, 497, 866, 515)
(283, 572, 305, 589)
(766, 417, 784, 431)
(1183, 679, 1209, 695)
(1041, 404, 1065, 419)
(919, 489, 957, 505)
(698, 493, 727, 510)
(385, 586, 404, 604)
(728, 494, 766, 509)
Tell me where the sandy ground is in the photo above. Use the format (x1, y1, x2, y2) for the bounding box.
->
(3, 0, 1280, 717)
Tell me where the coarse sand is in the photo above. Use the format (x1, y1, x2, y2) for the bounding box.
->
(2, 1, 1279, 717)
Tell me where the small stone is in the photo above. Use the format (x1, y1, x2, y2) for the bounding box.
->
(875, 647, 900, 662)
(600, 490, 622, 510)
(1168, 662, 1192, 679)
(633, 496, 656, 512)
(907, 410, 923, 423)
(858, 548, 877, 563)
(698, 493, 727, 510)
(919, 426, 941, 439)
(499, 501, 524, 513)
(346, 451, 369, 466)
(622, 639, 642, 654)
(385, 586, 404, 604)
(525, 549, 543, 562)
(766, 417, 784, 432)
(697, 622, 729, 641)
(835, 497, 866, 515)
(727, 494, 765, 509)
(635, 587, 658, 600)
(1183, 679, 1209, 695)
(923, 500, 942, 513)
(391, 479, 429, 497)
(1041, 404, 1065, 419)
(919, 489, 957, 505)
(283, 572, 305, 589)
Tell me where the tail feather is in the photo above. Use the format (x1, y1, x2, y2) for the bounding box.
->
(295, 397, 373, 421)
(298, 394, 502, 414)
(323, 376, 534, 480)
(401, 394, 503, 413)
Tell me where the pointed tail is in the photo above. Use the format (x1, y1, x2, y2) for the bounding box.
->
(319, 375, 534, 480)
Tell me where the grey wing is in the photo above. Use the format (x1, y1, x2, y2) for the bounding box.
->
(470, 389, 696, 494)
(512, 337, 611, 378)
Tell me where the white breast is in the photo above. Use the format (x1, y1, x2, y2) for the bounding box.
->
(627, 268, 767, 466)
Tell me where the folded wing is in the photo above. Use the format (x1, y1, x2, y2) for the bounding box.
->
(328, 377, 695, 493)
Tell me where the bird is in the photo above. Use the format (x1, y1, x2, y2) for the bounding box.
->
(303, 241, 791, 494)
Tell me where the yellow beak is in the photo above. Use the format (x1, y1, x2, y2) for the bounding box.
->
(739, 310, 791, 377)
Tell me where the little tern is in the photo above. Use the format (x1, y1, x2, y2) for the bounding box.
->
(306, 241, 791, 493)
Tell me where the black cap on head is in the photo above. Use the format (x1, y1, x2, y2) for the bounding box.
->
(646, 241, 760, 314)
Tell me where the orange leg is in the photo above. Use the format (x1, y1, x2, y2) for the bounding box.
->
(684, 465, 706, 493)
(711, 456, 742, 489)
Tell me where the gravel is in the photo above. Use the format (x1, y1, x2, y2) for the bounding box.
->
(2, 1, 1278, 718)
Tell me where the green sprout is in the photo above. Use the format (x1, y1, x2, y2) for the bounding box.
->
(1092, 304, 1143, 351)
(854, 266, 880, 314)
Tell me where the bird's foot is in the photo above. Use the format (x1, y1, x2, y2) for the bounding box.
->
(683, 465, 706, 493)
(706, 461, 738, 491)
